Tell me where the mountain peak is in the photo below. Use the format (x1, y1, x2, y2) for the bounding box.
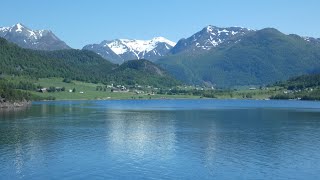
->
(83, 37, 176, 63)
(151, 37, 176, 47)
(15, 22, 23, 27)
(205, 25, 219, 32)
(104, 37, 176, 58)
(11, 23, 28, 33)
(15, 23, 25, 27)
(170, 25, 253, 54)
(0, 23, 71, 50)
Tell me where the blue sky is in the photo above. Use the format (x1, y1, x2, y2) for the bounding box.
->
(1, 0, 319, 49)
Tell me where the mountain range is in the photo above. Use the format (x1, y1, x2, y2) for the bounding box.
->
(0, 23, 70, 51)
(1, 23, 320, 87)
(157, 28, 320, 87)
(83, 37, 176, 64)
(0, 37, 179, 87)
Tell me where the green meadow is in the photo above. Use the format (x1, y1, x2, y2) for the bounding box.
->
(31, 78, 201, 100)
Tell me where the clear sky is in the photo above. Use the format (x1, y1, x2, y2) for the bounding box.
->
(1, 0, 319, 49)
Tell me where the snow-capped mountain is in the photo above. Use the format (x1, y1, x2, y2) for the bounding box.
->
(170, 25, 253, 54)
(0, 23, 70, 51)
(83, 37, 176, 64)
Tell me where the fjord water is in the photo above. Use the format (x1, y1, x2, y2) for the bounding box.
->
(1, 100, 320, 179)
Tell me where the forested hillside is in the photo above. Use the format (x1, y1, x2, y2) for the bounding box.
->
(108, 60, 180, 87)
(158, 28, 320, 87)
(0, 37, 180, 95)
(0, 38, 117, 83)
(272, 74, 320, 100)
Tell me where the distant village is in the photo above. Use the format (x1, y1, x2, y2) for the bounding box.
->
(36, 83, 159, 96)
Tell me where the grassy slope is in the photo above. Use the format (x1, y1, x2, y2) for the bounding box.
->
(31, 78, 199, 100)
(32, 78, 281, 100)
(0, 76, 285, 101)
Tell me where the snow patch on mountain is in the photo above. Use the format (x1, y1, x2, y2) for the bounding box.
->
(302, 36, 320, 45)
(0, 27, 9, 31)
(106, 40, 128, 55)
(15, 23, 24, 32)
(83, 37, 175, 63)
(170, 25, 253, 54)
(1, 23, 42, 41)
(0, 23, 70, 50)
(104, 37, 176, 56)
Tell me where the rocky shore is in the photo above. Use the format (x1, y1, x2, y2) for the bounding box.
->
(0, 100, 31, 109)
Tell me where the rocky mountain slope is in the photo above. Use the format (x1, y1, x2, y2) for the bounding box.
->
(0, 23, 70, 51)
(170, 25, 252, 55)
(83, 37, 176, 64)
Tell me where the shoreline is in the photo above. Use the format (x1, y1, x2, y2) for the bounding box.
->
(0, 100, 32, 109)
(3, 97, 313, 104)
(32, 98, 308, 102)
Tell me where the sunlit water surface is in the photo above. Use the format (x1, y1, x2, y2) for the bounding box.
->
(1, 99, 320, 179)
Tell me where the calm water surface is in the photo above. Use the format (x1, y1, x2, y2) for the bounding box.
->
(1, 99, 320, 179)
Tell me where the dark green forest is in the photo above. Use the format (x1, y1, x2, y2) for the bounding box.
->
(0, 38, 116, 82)
(108, 60, 180, 88)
